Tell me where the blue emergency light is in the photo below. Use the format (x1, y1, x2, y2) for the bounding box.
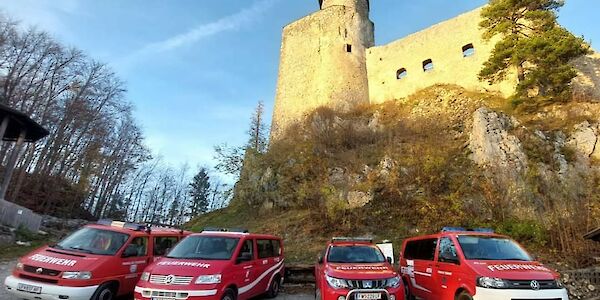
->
(441, 227, 494, 233)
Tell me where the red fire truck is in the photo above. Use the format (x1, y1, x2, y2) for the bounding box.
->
(4, 220, 190, 300)
(134, 228, 284, 300)
(315, 237, 404, 300)
(400, 227, 568, 300)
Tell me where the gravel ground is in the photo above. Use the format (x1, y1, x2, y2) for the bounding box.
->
(0, 260, 312, 300)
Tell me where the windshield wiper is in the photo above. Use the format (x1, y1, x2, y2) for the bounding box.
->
(68, 247, 93, 253)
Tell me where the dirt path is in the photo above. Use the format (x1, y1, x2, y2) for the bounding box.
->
(0, 260, 312, 300)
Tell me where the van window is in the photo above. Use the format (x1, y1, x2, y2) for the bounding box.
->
(272, 240, 282, 256)
(438, 237, 459, 263)
(457, 235, 532, 261)
(129, 237, 148, 257)
(238, 239, 254, 259)
(404, 238, 437, 261)
(257, 239, 274, 258)
(166, 236, 239, 260)
(54, 227, 129, 255)
(154, 236, 178, 256)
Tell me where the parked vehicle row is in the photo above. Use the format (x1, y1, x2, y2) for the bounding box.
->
(3, 221, 569, 300)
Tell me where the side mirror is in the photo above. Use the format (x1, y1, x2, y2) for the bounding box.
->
(317, 254, 324, 264)
(122, 245, 138, 258)
(387, 257, 393, 264)
(237, 252, 253, 264)
(440, 251, 460, 264)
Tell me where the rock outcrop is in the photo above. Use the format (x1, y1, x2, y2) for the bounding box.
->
(468, 107, 527, 171)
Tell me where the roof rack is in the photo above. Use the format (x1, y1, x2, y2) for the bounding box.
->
(441, 227, 494, 233)
(202, 227, 249, 233)
(331, 237, 373, 243)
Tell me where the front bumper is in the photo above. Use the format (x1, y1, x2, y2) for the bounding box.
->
(322, 288, 402, 300)
(473, 287, 569, 300)
(134, 285, 219, 300)
(4, 275, 98, 300)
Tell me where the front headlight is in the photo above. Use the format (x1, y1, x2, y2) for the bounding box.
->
(195, 274, 222, 284)
(477, 276, 507, 289)
(15, 262, 24, 270)
(62, 271, 92, 280)
(325, 275, 349, 289)
(386, 275, 401, 288)
(140, 272, 150, 281)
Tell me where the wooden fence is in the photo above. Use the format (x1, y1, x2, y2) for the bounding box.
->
(565, 267, 600, 285)
(0, 198, 41, 232)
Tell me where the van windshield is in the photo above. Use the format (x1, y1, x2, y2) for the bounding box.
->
(328, 245, 386, 263)
(457, 235, 532, 261)
(166, 236, 239, 260)
(54, 227, 129, 255)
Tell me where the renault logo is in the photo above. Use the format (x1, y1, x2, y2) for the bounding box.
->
(35, 268, 43, 274)
(164, 275, 175, 285)
(530, 280, 541, 290)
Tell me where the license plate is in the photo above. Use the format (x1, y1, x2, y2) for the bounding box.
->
(17, 283, 42, 294)
(355, 293, 382, 300)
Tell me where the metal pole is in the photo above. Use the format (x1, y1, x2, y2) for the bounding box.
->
(0, 129, 26, 200)
(0, 116, 9, 144)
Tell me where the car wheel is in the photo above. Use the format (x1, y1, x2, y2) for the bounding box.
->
(222, 288, 236, 300)
(91, 283, 116, 300)
(455, 291, 473, 300)
(266, 276, 281, 298)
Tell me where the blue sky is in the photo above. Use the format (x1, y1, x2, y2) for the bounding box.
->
(0, 0, 597, 170)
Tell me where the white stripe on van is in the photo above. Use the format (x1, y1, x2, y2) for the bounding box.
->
(239, 260, 284, 295)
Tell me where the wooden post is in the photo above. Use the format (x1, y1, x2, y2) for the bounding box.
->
(0, 129, 26, 200)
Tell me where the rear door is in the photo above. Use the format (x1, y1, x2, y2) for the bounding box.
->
(403, 238, 438, 299)
(256, 239, 283, 293)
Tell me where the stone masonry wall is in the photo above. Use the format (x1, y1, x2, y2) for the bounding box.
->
(366, 8, 517, 104)
(270, 3, 373, 139)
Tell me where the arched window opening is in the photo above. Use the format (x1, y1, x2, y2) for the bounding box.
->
(462, 43, 475, 57)
(345, 44, 352, 53)
(396, 68, 408, 80)
(423, 59, 434, 72)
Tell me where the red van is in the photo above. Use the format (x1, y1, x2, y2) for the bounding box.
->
(4, 220, 189, 300)
(134, 228, 284, 300)
(315, 237, 404, 300)
(399, 227, 568, 300)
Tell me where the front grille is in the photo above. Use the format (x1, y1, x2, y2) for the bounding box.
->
(19, 274, 58, 284)
(344, 279, 388, 289)
(150, 274, 194, 285)
(23, 265, 60, 277)
(141, 290, 190, 299)
(506, 280, 560, 290)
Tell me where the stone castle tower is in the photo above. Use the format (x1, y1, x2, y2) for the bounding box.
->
(270, 0, 374, 138)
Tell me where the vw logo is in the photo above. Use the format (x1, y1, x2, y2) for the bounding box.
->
(35, 268, 43, 274)
(164, 275, 176, 285)
(530, 280, 541, 290)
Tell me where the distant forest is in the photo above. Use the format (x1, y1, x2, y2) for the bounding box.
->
(0, 15, 229, 225)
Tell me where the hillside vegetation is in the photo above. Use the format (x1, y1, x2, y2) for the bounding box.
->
(188, 85, 600, 266)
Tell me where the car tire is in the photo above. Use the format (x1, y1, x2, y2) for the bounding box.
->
(266, 276, 281, 298)
(91, 283, 116, 300)
(222, 288, 236, 300)
(455, 291, 473, 300)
